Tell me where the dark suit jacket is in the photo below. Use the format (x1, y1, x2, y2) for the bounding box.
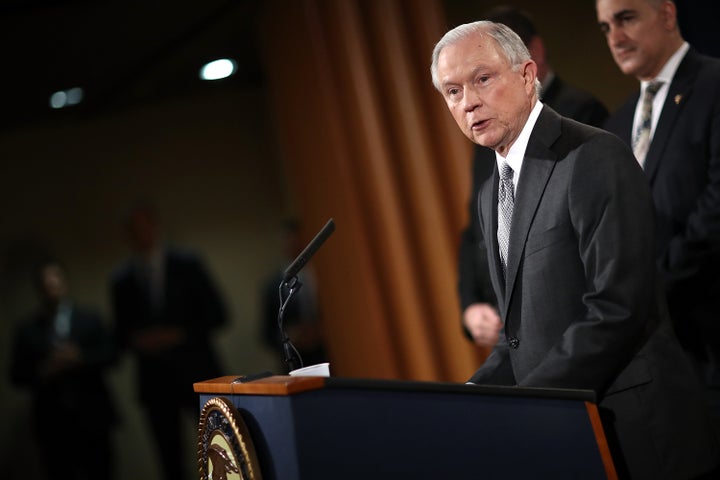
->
(604, 48, 720, 355)
(10, 305, 118, 430)
(110, 247, 227, 406)
(469, 106, 719, 479)
(458, 76, 608, 334)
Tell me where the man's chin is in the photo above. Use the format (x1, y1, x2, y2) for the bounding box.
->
(473, 135, 496, 151)
(617, 57, 640, 77)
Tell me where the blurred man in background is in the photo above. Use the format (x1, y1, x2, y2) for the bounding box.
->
(10, 259, 118, 480)
(597, 0, 720, 432)
(110, 202, 228, 480)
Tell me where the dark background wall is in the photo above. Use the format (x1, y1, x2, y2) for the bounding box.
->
(0, 89, 290, 479)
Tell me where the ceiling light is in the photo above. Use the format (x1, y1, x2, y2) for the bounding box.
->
(199, 58, 237, 81)
(49, 87, 84, 109)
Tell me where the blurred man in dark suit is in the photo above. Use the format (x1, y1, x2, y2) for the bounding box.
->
(458, 6, 609, 349)
(110, 203, 228, 480)
(597, 0, 720, 430)
(10, 259, 118, 480)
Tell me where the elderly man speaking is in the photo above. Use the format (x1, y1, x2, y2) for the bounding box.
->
(431, 21, 719, 479)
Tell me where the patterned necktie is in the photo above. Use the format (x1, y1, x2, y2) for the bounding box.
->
(632, 80, 663, 167)
(497, 162, 514, 279)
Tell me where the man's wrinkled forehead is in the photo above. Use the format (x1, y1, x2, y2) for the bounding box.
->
(597, 0, 648, 18)
(441, 32, 503, 63)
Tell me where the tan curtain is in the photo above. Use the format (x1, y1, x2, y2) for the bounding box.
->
(259, 0, 490, 382)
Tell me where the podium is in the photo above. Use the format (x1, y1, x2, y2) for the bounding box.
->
(194, 375, 617, 480)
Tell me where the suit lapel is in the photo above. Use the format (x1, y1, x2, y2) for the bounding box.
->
(504, 107, 559, 315)
(481, 165, 505, 305)
(643, 50, 699, 181)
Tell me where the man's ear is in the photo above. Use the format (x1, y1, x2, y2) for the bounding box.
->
(522, 60, 538, 92)
(661, 0, 678, 31)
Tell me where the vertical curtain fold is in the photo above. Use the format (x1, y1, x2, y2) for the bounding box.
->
(260, 0, 489, 382)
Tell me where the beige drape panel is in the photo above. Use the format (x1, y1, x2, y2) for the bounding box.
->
(259, 0, 490, 382)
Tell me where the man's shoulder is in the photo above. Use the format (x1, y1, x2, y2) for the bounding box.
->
(548, 108, 630, 159)
(687, 51, 720, 92)
(165, 246, 205, 267)
(686, 48, 720, 72)
(539, 104, 605, 139)
(544, 76, 609, 127)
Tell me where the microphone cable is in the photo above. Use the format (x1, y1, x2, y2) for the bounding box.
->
(277, 275, 304, 372)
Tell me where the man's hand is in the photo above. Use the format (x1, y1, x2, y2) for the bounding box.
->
(131, 326, 187, 353)
(40, 342, 82, 378)
(463, 303, 502, 347)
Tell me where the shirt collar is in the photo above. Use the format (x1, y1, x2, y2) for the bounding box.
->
(496, 100, 544, 181)
(642, 41, 688, 89)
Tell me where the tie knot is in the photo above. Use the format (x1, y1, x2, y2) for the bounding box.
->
(645, 80, 663, 98)
(501, 162, 514, 182)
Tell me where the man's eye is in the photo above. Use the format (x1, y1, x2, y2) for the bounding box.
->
(447, 87, 460, 96)
(598, 23, 609, 35)
(618, 13, 635, 26)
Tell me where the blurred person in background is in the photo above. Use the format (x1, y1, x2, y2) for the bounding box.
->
(110, 202, 228, 480)
(597, 0, 720, 432)
(10, 258, 118, 480)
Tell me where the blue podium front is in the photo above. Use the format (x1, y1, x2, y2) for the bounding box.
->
(194, 375, 616, 480)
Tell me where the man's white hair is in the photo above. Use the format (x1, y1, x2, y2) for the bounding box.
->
(430, 20, 540, 96)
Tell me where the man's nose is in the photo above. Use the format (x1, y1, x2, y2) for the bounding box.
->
(607, 24, 626, 47)
(463, 87, 482, 112)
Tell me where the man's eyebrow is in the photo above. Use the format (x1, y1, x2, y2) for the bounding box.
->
(598, 8, 635, 28)
(440, 63, 496, 89)
(612, 8, 635, 21)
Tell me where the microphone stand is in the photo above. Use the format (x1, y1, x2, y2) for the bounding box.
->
(277, 275, 304, 373)
(275, 218, 335, 374)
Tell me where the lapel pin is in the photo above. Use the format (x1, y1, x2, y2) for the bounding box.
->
(674, 94, 683, 105)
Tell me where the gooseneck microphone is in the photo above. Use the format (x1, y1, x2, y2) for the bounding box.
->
(277, 218, 335, 373)
(282, 219, 336, 283)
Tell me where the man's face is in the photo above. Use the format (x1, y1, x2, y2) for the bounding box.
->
(436, 32, 535, 156)
(40, 264, 68, 303)
(126, 210, 160, 254)
(596, 0, 673, 80)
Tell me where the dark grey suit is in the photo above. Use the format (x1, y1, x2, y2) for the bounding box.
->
(469, 105, 719, 479)
(604, 49, 720, 372)
(458, 76, 608, 333)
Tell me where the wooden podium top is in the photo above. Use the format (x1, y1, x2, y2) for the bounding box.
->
(194, 375, 326, 396)
(194, 374, 597, 402)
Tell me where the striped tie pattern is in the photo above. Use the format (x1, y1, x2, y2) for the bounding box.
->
(497, 162, 514, 279)
(632, 80, 663, 167)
